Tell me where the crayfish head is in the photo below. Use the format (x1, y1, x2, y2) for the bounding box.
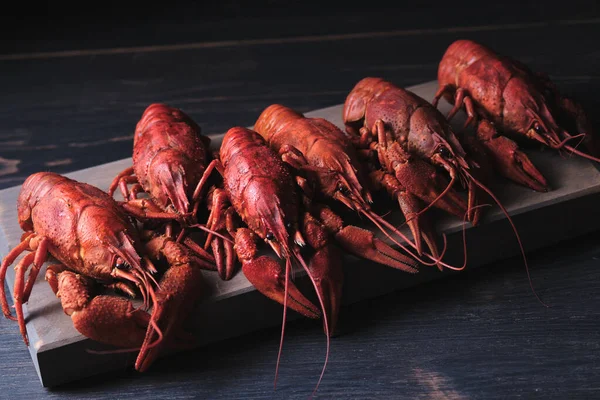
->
(91, 228, 156, 309)
(246, 194, 297, 259)
(262, 219, 305, 259)
(502, 78, 562, 147)
(408, 107, 468, 174)
(76, 204, 145, 279)
(313, 148, 372, 210)
(263, 225, 298, 259)
(431, 146, 467, 185)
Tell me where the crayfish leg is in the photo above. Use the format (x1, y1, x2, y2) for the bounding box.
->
(0, 233, 35, 320)
(0, 233, 49, 345)
(204, 187, 237, 280)
(108, 166, 135, 198)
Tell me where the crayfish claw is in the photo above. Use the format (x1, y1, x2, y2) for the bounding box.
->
(51, 269, 149, 350)
(475, 120, 548, 192)
(242, 255, 320, 319)
(136, 261, 204, 372)
(335, 225, 418, 274)
(211, 235, 236, 281)
(512, 152, 548, 192)
(392, 156, 467, 220)
(305, 245, 343, 336)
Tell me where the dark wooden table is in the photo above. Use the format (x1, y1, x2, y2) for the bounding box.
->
(1, 2, 599, 398)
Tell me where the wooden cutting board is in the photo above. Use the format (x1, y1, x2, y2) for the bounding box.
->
(2, 80, 600, 387)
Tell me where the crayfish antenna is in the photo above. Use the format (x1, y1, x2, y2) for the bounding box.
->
(292, 249, 330, 398)
(463, 170, 549, 308)
(443, 203, 494, 273)
(363, 210, 460, 270)
(564, 143, 600, 163)
(189, 223, 234, 244)
(274, 257, 291, 390)
(547, 131, 600, 163)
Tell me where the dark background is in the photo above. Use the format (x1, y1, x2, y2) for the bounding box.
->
(1, 1, 600, 398)
(3, 1, 597, 52)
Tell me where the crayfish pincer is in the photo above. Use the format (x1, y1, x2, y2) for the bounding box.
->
(0, 172, 207, 372)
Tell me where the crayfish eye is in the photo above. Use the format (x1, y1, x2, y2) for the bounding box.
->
(438, 146, 452, 159)
(115, 257, 127, 269)
(285, 222, 293, 230)
(266, 232, 275, 241)
(533, 122, 544, 134)
(337, 182, 349, 195)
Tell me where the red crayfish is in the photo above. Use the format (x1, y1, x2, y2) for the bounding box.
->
(0, 172, 209, 372)
(434, 39, 600, 189)
(342, 78, 485, 260)
(342, 76, 549, 304)
(108, 103, 219, 276)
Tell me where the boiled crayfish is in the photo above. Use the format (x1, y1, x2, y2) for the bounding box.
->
(108, 103, 219, 277)
(342, 78, 487, 262)
(434, 39, 600, 189)
(0, 172, 210, 372)
(200, 126, 431, 391)
(109, 103, 216, 221)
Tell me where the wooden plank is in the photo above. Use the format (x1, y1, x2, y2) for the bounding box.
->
(2, 80, 600, 387)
